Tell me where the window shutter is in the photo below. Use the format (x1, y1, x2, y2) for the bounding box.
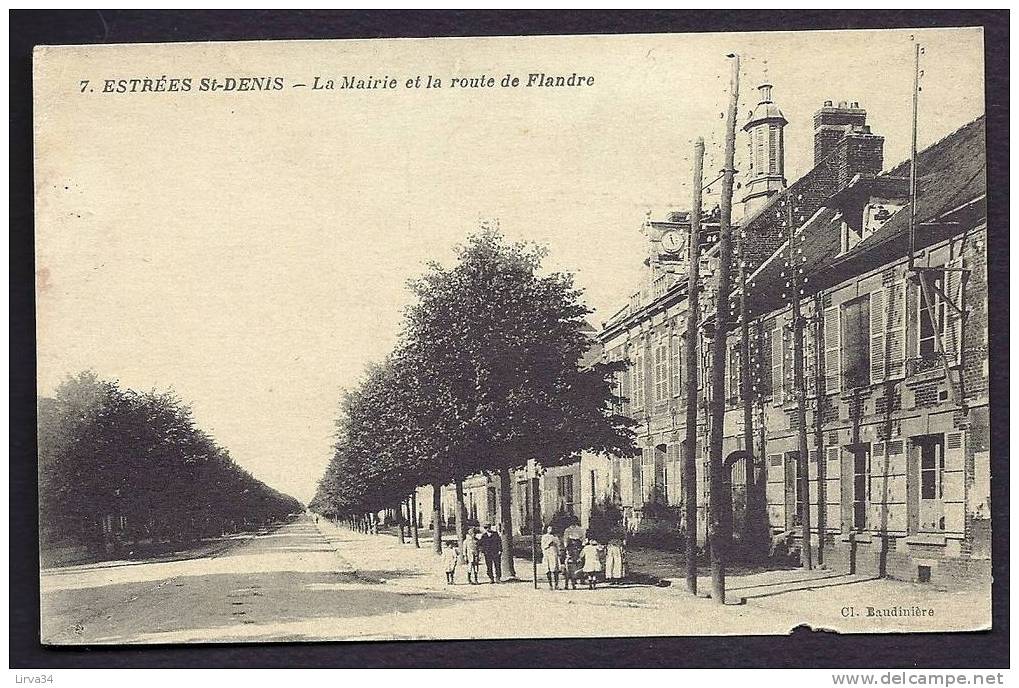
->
(805, 322, 817, 398)
(944, 431, 965, 532)
(824, 306, 841, 393)
(869, 441, 885, 500)
(652, 346, 659, 402)
(772, 325, 784, 405)
(725, 345, 734, 401)
(887, 281, 907, 378)
(869, 441, 886, 528)
(633, 351, 642, 409)
(620, 457, 634, 507)
(783, 324, 794, 399)
(944, 431, 965, 472)
(943, 258, 966, 365)
(870, 289, 887, 383)
(621, 366, 630, 414)
(672, 336, 682, 398)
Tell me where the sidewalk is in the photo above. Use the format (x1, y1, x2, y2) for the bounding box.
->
(315, 519, 990, 636)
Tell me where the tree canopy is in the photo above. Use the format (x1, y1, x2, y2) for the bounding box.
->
(39, 371, 302, 553)
(311, 227, 637, 521)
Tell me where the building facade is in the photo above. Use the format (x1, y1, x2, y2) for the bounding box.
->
(416, 89, 990, 590)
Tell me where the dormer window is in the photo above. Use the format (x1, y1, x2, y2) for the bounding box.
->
(841, 219, 864, 254)
(863, 202, 897, 238)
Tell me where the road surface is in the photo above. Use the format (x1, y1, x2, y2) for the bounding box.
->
(40, 515, 989, 644)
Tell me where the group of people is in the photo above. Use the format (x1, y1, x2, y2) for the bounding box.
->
(539, 526, 626, 590)
(440, 523, 626, 590)
(442, 524, 504, 585)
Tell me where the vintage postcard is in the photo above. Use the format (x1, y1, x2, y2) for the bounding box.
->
(34, 27, 990, 645)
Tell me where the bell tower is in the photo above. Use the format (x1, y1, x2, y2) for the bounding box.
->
(742, 83, 787, 216)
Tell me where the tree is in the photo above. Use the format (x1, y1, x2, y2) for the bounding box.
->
(39, 372, 301, 558)
(401, 227, 637, 576)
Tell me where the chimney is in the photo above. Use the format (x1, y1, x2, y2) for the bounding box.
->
(813, 99, 868, 166)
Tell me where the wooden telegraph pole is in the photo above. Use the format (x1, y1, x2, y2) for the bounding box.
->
(786, 198, 813, 570)
(707, 53, 740, 605)
(737, 225, 761, 556)
(683, 137, 705, 596)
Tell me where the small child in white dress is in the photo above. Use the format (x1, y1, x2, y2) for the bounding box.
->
(441, 540, 459, 584)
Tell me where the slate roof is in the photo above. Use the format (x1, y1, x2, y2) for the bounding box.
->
(741, 115, 986, 321)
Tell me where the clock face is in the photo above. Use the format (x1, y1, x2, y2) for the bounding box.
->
(660, 230, 684, 255)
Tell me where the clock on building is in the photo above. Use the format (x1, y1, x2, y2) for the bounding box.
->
(660, 230, 684, 255)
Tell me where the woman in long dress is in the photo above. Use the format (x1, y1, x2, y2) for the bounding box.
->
(540, 526, 561, 590)
(604, 538, 626, 584)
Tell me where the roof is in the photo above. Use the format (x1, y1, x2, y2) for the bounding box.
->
(742, 116, 986, 320)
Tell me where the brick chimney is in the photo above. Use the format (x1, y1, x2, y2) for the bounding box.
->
(814, 100, 884, 187)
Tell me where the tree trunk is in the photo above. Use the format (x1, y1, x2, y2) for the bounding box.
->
(498, 467, 516, 579)
(431, 481, 443, 554)
(454, 476, 466, 550)
(411, 493, 420, 548)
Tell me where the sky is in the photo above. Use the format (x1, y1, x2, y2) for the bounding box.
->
(34, 28, 985, 503)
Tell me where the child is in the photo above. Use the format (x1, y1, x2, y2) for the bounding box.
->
(580, 538, 603, 590)
(441, 539, 459, 584)
(561, 537, 582, 590)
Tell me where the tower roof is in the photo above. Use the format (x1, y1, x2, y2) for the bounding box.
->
(743, 83, 787, 130)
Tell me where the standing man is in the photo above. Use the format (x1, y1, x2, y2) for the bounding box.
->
(479, 524, 503, 583)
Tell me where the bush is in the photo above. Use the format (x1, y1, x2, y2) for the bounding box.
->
(639, 487, 672, 519)
(547, 506, 580, 536)
(587, 498, 623, 542)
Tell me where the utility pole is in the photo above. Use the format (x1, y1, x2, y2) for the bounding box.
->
(785, 198, 813, 570)
(737, 227, 761, 557)
(707, 52, 740, 604)
(530, 460, 540, 590)
(813, 292, 827, 566)
(908, 41, 920, 270)
(683, 137, 705, 596)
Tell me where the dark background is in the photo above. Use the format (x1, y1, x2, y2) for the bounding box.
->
(10, 9, 1009, 669)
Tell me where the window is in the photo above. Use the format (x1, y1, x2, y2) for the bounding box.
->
(912, 435, 947, 531)
(768, 126, 780, 174)
(727, 344, 741, 404)
(841, 296, 871, 389)
(517, 480, 531, 528)
(620, 367, 631, 414)
(486, 486, 498, 524)
(851, 443, 871, 530)
(755, 128, 765, 173)
(633, 451, 644, 504)
(632, 351, 644, 410)
(557, 475, 575, 514)
(784, 452, 802, 528)
(611, 370, 624, 415)
(919, 438, 943, 501)
(772, 324, 785, 404)
(663, 451, 670, 501)
(758, 327, 773, 397)
(589, 470, 597, 505)
(918, 272, 946, 360)
(654, 340, 669, 403)
(672, 336, 684, 398)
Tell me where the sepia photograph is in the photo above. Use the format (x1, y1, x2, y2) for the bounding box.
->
(30, 22, 994, 650)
